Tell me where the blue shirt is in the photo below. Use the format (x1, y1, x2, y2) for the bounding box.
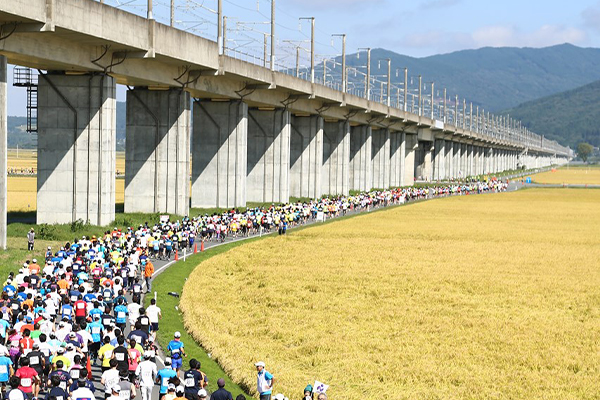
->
(114, 305, 128, 324)
(0, 356, 12, 382)
(86, 321, 103, 343)
(167, 340, 184, 359)
(157, 368, 177, 393)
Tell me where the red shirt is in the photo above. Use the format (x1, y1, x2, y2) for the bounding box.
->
(74, 300, 87, 317)
(15, 366, 37, 392)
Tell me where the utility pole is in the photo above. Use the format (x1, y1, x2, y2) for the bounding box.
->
(462, 98, 466, 130)
(332, 34, 346, 93)
(323, 59, 327, 84)
(217, 0, 223, 55)
(270, 0, 275, 70)
(418, 75, 422, 116)
(476, 105, 479, 133)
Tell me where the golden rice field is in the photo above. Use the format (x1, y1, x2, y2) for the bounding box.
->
(6, 150, 126, 212)
(181, 189, 600, 400)
(532, 166, 600, 185)
(7, 176, 125, 212)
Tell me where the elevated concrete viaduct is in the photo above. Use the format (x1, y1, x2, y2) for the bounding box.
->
(0, 0, 571, 248)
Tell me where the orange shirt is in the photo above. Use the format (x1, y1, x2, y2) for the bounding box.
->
(57, 279, 70, 290)
(19, 324, 34, 334)
(21, 299, 33, 311)
(29, 264, 40, 275)
(144, 262, 154, 278)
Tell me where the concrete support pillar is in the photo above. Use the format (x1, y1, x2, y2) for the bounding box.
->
(126, 88, 190, 215)
(371, 128, 391, 189)
(433, 138, 446, 181)
(404, 134, 417, 186)
(460, 143, 467, 178)
(322, 120, 350, 196)
(422, 142, 434, 182)
(37, 72, 116, 225)
(389, 131, 405, 187)
(247, 108, 291, 203)
(349, 125, 372, 192)
(446, 141, 454, 179)
(476, 146, 482, 175)
(467, 144, 474, 177)
(192, 100, 247, 209)
(453, 142, 460, 178)
(290, 115, 323, 199)
(0, 56, 6, 250)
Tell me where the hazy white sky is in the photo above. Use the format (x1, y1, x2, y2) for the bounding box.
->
(7, 0, 600, 115)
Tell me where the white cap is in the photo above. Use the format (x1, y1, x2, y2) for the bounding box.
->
(255, 361, 265, 367)
(32, 259, 37, 263)
(274, 394, 285, 400)
(174, 331, 181, 338)
(198, 389, 208, 398)
(112, 386, 121, 393)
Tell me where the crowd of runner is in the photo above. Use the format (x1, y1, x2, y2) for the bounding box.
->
(6, 180, 508, 400)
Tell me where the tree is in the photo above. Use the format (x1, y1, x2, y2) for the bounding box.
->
(577, 142, 594, 163)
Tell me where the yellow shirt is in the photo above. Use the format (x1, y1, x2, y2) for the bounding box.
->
(99, 343, 115, 367)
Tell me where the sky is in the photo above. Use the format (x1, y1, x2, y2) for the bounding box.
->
(7, 0, 600, 115)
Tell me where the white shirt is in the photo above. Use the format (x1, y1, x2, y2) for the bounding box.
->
(101, 369, 120, 393)
(127, 303, 142, 323)
(71, 387, 96, 400)
(136, 360, 157, 387)
(145, 305, 161, 323)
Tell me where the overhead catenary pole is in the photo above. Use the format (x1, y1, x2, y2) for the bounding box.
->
(296, 46, 300, 77)
(147, 0, 153, 19)
(418, 75, 422, 116)
(454, 95, 458, 127)
(217, 0, 223, 55)
(299, 17, 315, 83)
(270, 0, 275, 70)
(430, 82, 434, 119)
(443, 88, 447, 123)
(264, 33, 268, 68)
(403, 68, 408, 111)
(170, 0, 174, 26)
(462, 98, 466, 130)
(387, 58, 391, 107)
(222, 16, 227, 55)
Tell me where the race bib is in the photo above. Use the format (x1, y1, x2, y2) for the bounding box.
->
(77, 303, 85, 309)
(171, 348, 179, 354)
(120, 390, 130, 399)
(29, 356, 39, 365)
(59, 382, 67, 390)
(20, 377, 32, 387)
(162, 377, 169, 387)
(184, 378, 195, 387)
(70, 295, 77, 302)
(115, 353, 124, 361)
(0, 365, 7, 374)
(117, 312, 126, 319)
(141, 318, 148, 325)
(92, 327, 101, 334)
(70, 369, 80, 379)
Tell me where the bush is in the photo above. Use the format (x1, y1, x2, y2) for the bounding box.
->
(70, 218, 90, 232)
(38, 224, 58, 240)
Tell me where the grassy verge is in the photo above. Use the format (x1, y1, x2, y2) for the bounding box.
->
(144, 238, 263, 397)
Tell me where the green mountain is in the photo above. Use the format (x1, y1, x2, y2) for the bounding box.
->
(502, 80, 600, 149)
(333, 43, 600, 112)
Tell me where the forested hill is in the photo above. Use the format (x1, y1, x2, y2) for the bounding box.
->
(502, 80, 600, 149)
(339, 44, 600, 112)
